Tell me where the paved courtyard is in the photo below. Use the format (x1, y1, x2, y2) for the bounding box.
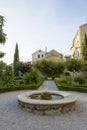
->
(0, 80, 87, 130)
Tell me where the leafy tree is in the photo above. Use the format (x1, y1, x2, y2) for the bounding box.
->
(13, 43, 19, 76)
(0, 15, 7, 58)
(66, 59, 82, 72)
(81, 61, 87, 77)
(66, 59, 82, 84)
(15, 61, 32, 75)
(0, 61, 6, 79)
(35, 60, 65, 78)
(66, 59, 82, 75)
(81, 33, 87, 61)
(2, 65, 13, 84)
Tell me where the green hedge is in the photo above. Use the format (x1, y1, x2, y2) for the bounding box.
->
(58, 85, 87, 93)
(74, 76, 85, 84)
(55, 79, 87, 93)
(0, 79, 44, 93)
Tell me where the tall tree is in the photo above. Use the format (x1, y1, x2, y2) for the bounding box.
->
(66, 59, 82, 72)
(0, 15, 7, 58)
(81, 33, 87, 61)
(13, 43, 19, 76)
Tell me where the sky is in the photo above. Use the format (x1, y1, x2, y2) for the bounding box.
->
(0, 0, 87, 64)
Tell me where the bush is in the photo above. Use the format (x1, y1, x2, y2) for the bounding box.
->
(24, 68, 42, 84)
(64, 72, 70, 76)
(14, 76, 24, 84)
(0, 79, 4, 87)
(55, 76, 72, 84)
(58, 78, 68, 84)
(74, 76, 85, 84)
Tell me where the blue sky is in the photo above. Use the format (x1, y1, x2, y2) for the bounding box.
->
(0, 0, 87, 64)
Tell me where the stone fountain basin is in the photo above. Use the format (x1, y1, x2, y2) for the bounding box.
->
(18, 90, 77, 114)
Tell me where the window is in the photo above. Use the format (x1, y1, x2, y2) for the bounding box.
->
(42, 54, 44, 57)
(73, 48, 79, 58)
(38, 54, 40, 58)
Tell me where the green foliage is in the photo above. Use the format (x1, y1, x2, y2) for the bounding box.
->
(15, 61, 32, 75)
(55, 76, 87, 93)
(0, 61, 6, 79)
(13, 76, 24, 84)
(55, 78, 68, 84)
(0, 82, 43, 93)
(0, 61, 44, 92)
(13, 43, 19, 76)
(81, 33, 87, 61)
(0, 79, 4, 87)
(35, 60, 65, 78)
(66, 59, 82, 73)
(55, 76, 72, 87)
(2, 65, 14, 85)
(0, 15, 6, 44)
(74, 76, 85, 84)
(14, 43, 19, 63)
(56, 84, 87, 93)
(24, 68, 42, 84)
(0, 52, 5, 58)
(0, 16, 7, 58)
(82, 62, 87, 71)
(0, 62, 14, 87)
(64, 71, 70, 76)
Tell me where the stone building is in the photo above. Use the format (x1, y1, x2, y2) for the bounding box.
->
(45, 49, 63, 61)
(70, 23, 87, 59)
(32, 49, 46, 62)
(32, 49, 64, 62)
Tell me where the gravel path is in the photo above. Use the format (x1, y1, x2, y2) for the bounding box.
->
(0, 81, 87, 130)
(38, 80, 58, 91)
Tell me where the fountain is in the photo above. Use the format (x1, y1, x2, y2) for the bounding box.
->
(18, 90, 77, 115)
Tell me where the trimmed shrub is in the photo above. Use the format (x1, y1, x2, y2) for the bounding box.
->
(0, 79, 44, 93)
(54, 77, 87, 93)
(74, 76, 85, 84)
(58, 78, 68, 84)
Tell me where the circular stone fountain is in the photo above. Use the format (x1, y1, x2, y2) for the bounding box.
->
(18, 90, 77, 115)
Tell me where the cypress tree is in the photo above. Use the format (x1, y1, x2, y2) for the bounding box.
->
(13, 43, 19, 76)
(81, 33, 87, 61)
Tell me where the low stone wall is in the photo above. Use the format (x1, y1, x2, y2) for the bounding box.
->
(18, 91, 77, 115)
(18, 100, 76, 115)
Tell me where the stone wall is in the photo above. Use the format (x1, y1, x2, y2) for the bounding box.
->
(70, 23, 87, 59)
(18, 100, 76, 115)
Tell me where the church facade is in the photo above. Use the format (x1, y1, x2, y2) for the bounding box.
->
(70, 23, 87, 59)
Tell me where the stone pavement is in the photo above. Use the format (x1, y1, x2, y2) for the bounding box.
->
(38, 80, 58, 91)
(0, 81, 87, 130)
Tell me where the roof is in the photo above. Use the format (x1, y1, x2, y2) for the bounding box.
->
(32, 49, 45, 55)
(45, 49, 63, 58)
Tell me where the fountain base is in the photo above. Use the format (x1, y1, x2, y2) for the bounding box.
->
(18, 90, 77, 115)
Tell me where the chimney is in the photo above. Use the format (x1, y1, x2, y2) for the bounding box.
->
(45, 47, 47, 54)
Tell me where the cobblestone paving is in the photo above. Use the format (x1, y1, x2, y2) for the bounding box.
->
(0, 81, 87, 130)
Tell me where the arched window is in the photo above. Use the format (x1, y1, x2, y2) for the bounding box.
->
(38, 54, 40, 58)
(73, 48, 79, 58)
